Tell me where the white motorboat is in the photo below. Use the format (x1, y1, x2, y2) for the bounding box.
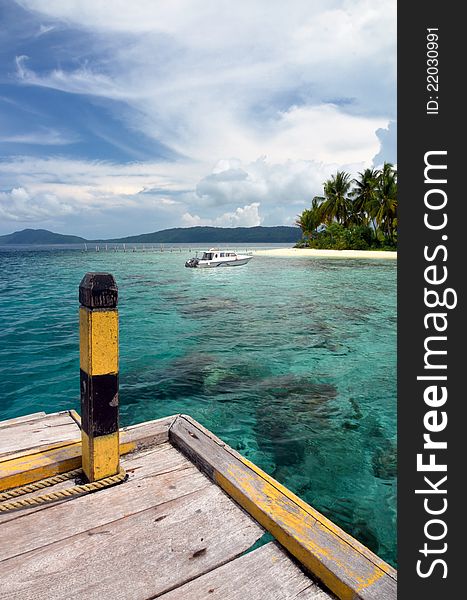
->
(185, 248, 253, 268)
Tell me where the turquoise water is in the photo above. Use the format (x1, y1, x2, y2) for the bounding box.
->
(0, 246, 396, 565)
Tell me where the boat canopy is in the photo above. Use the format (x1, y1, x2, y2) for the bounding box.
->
(201, 251, 237, 260)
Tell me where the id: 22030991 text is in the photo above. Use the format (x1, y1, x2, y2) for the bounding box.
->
(426, 28, 439, 115)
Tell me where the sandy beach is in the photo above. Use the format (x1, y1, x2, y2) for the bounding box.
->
(253, 248, 397, 259)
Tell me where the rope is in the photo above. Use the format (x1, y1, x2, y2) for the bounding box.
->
(0, 468, 127, 513)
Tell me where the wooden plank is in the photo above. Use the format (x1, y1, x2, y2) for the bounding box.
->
(0, 442, 189, 526)
(160, 541, 333, 600)
(0, 438, 80, 464)
(0, 413, 175, 465)
(120, 415, 177, 450)
(0, 411, 80, 458)
(0, 445, 208, 559)
(0, 484, 264, 599)
(0, 415, 178, 491)
(0, 412, 46, 429)
(169, 415, 397, 600)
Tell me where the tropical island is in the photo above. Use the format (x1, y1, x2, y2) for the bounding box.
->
(1, 166, 397, 260)
(295, 163, 397, 251)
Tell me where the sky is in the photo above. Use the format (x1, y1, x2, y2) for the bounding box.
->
(0, 0, 396, 238)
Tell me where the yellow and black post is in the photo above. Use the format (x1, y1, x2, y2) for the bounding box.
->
(79, 272, 120, 482)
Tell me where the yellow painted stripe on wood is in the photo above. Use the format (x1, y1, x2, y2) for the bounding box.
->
(214, 465, 385, 600)
(79, 307, 118, 376)
(168, 414, 396, 600)
(82, 430, 120, 482)
(238, 455, 396, 579)
(0, 439, 79, 464)
(0, 438, 136, 492)
(0, 415, 175, 492)
(215, 469, 352, 600)
(0, 444, 83, 492)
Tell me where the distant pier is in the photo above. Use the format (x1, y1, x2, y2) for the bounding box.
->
(83, 243, 253, 254)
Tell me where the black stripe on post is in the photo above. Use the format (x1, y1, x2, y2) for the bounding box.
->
(80, 371, 119, 437)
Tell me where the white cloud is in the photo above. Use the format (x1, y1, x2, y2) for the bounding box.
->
(0, 187, 77, 222)
(0, 151, 372, 235)
(0, 156, 196, 234)
(373, 120, 397, 167)
(5, 1, 396, 234)
(0, 127, 78, 145)
(15, 55, 128, 99)
(14, 1, 396, 142)
(194, 156, 364, 210)
(37, 24, 56, 37)
(182, 202, 262, 228)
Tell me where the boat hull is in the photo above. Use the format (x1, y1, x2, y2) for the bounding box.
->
(195, 256, 253, 268)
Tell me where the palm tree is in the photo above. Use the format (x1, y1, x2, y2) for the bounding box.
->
(296, 164, 397, 248)
(296, 197, 323, 238)
(320, 171, 353, 226)
(352, 168, 380, 229)
(375, 163, 397, 243)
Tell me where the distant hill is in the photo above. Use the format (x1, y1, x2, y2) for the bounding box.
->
(0, 226, 301, 245)
(0, 229, 87, 245)
(106, 226, 301, 244)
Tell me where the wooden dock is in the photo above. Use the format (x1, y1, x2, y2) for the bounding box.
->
(0, 410, 397, 599)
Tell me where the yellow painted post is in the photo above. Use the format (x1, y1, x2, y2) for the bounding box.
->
(79, 273, 120, 482)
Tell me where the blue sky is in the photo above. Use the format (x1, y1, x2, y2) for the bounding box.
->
(0, 0, 396, 237)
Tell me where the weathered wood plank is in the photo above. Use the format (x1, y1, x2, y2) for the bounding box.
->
(0, 442, 189, 527)
(0, 448, 207, 560)
(0, 484, 264, 600)
(0, 412, 46, 429)
(120, 414, 177, 451)
(160, 541, 333, 600)
(0, 414, 177, 464)
(0, 415, 178, 491)
(0, 438, 79, 464)
(0, 412, 80, 458)
(169, 415, 397, 600)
